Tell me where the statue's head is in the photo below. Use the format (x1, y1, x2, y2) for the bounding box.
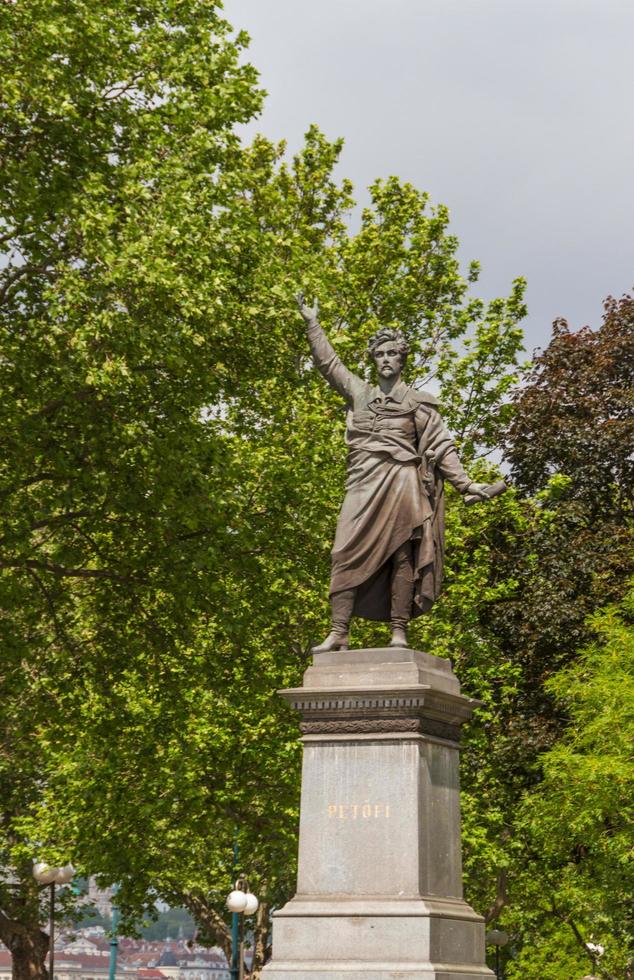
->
(367, 327, 410, 380)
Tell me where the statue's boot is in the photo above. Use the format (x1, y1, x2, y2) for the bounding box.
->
(312, 630, 349, 652)
(312, 588, 355, 652)
(389, 625, 409, 648)
(390, 541, 414, 648)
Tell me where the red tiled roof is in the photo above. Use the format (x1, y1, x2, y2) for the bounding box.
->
(56, 956, 115, 968)
(0, 945, 227, 974)
(0, 952, 123, 973)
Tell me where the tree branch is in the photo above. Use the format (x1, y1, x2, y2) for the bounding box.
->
(0, 559, 142, 582)
(181, 892, 231, 964)
(549, 901, 618, 980)
(101, 71, 145, 102)
(0, 473, 59, 500)
(250, 901, 271, 978)
(37, 386, 98, 418)
(484, 868, 508, 925)
(0, 261, 55, 306)
(27, 510, 93, 532)
(0, 906, 49, 951)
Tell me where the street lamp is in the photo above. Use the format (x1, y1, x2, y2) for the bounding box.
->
(486, 928, 509, 980)
(226, 879, 259, 980)
(32, 863, 75, 980)
(108, 884, 120, 980)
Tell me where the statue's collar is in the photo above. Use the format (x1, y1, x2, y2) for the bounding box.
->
(367, 380, 409, 405)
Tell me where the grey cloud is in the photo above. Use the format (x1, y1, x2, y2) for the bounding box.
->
(225, 0, 634, 352)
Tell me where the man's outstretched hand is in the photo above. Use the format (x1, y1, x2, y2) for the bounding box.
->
(464, 480, 508, 506)
(296, 292, 319, 324)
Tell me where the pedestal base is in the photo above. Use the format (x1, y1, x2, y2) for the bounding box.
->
(262, 897, 491, 979)
(262, 649, 494, 980)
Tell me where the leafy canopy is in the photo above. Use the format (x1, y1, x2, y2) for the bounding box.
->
(505, 585, 634, 980)
(0, 0, 529, 973)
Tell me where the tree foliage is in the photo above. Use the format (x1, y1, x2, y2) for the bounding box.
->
(457, 305, 634, 979)
(504, 294, 634, 519)
(0, 4, 526, 972)
(505, 585, 634, 980)
(486, 300, 634, 781)
(0, 0, 268, 973)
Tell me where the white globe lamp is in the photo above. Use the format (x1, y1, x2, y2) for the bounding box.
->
(33, 863, 58, 885)
(243, 892, 259, 916)
(55, 864, 75, 884)
(226, 889, 248, 913)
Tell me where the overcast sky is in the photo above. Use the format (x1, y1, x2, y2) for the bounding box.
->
(223, 0, 634, 353)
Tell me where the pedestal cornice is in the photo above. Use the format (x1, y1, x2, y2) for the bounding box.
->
(279, 679, 480, 742)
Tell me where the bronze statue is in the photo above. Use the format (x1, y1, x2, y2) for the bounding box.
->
(297, 295, 506, 651)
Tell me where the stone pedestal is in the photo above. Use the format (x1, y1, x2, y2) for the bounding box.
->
(262, 648, 494, 979)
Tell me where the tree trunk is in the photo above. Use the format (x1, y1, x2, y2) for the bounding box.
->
(248, 902, 271, 979)
(484, 868, 508, 925)
(11, 939, 49, 980)
(0, 917, 50, 980)
(181, 892, 232, 964)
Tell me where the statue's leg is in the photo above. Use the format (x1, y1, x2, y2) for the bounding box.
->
(312, 588, 355, 652)
(390, 541, 415, 648)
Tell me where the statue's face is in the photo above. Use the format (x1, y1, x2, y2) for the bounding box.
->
(373, 341, 404, 380)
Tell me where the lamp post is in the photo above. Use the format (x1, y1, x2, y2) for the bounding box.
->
(486, 929, 509, 980)
(108, 885, 120, 980)
(226, 879, 259, 980)
(32, 863, 75, 980)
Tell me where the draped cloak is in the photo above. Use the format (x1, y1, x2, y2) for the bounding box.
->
(307, 319, 473, 622)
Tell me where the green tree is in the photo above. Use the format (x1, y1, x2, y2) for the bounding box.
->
(0, 1, 265, 976)
(12, 134, 525, 975)
(506, 585, 634, 980)
(451, 302, 634, 977)
(504, 294, 634, 519)
(496, 294, 634, 697)
(1, 4, 528, 978)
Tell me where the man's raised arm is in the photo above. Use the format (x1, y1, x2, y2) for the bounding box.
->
(296, 294, 360, 403)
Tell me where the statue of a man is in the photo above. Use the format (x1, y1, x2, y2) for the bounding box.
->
(297, 295, 504, 652)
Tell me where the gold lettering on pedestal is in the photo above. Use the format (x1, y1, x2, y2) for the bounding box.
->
(327, 802, 391, 820)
